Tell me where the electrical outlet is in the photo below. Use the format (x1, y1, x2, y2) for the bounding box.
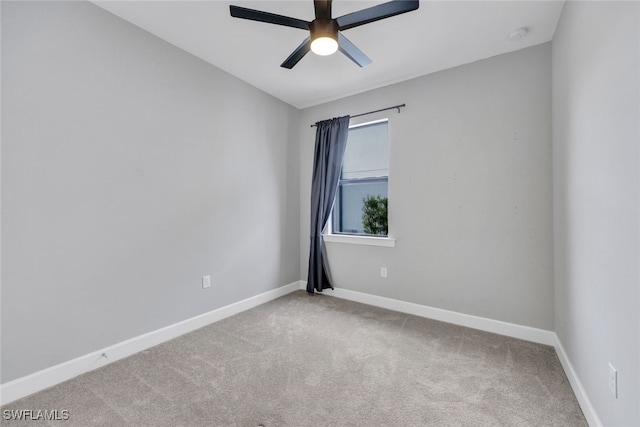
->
(608, 363, 618, 398)
(380, 267, 388, 278)
(202, 275, 211, 289)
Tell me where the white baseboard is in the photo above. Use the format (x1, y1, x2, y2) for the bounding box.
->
(308, 283, 556, 346)
(0, 281, 302, 406)
(553, 336, 603, 427)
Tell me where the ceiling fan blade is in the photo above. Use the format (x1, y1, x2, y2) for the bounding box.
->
(338, 32, 372, 67)
(314, 0, 333, 20)
(281, 37, 312, 69)
(336, 0, 419, 31)
(230, 5, 309, 30)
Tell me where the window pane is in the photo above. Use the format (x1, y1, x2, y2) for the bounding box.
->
(335, 180, 388, 235)
(341, 122, 389, 180)
(332, 120, 389, 237)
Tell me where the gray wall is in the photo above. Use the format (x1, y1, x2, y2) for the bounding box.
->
(552, 2, 639, 426)
(1, 1, 300, 383)
(299, 43, 554, 330)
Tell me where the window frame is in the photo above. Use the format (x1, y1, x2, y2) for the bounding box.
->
(324, 118, 395, 247)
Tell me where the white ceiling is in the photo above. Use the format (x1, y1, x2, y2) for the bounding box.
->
(93, 1, 565, 109)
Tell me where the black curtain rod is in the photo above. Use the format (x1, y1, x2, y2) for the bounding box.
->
(310, 103, 406, 127)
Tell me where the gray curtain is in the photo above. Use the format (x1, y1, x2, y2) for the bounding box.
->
(307, 116, 350, 294)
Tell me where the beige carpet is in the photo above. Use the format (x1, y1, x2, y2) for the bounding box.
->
(1, 291, 586, 426)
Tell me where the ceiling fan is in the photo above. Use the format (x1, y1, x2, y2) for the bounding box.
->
(229, 0, 419, 69)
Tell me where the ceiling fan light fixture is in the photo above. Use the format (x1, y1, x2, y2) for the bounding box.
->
(311, 36, 338, 56)
(309, 19, 339, 56)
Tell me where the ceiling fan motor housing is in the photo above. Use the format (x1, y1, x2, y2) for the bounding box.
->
(310, 18, 339, 43)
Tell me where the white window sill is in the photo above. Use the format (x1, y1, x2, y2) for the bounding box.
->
(323, 234, 396, 247)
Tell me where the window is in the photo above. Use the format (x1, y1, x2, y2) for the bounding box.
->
(332, 119, 389, 236)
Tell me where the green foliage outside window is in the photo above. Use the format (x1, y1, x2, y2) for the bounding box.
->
(362, 195, 388, 236)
